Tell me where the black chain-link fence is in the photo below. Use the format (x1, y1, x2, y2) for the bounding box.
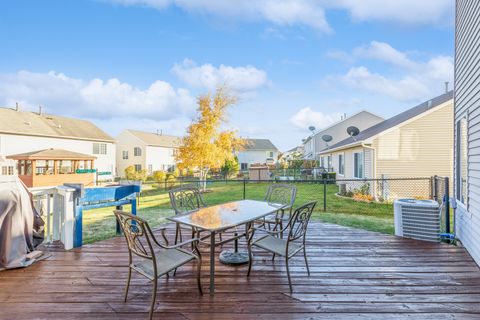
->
(141, 176, 450, 213)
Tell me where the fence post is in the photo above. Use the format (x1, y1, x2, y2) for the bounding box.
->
(323, 178, 327, 212)
(433, 175, 438, 201)
(115, 205, 123, 235)
(243, 178, 246, 200)
(445, 177, 450, 234)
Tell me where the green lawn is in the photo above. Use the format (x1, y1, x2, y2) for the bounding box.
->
(82, 181, 394, 244)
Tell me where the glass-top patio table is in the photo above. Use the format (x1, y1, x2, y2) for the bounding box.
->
(167, 199, 285, 294)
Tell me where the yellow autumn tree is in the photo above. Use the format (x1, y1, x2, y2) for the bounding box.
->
(176, 88, 244, 190)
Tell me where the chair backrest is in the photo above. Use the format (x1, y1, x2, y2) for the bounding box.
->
(287, 201, 317, 242)
(169, 185, 206, 215)
(264, 184, 297, 210)
(114, 210, 155, 260)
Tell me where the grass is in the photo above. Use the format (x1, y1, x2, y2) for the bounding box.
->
(82, 181, 394, 244)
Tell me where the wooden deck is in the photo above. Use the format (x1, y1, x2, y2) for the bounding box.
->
(2, 222, 480, 319)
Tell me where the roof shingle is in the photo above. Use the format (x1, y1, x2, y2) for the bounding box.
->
(0, 107, 114, 142)
(321, 91, 454, 152)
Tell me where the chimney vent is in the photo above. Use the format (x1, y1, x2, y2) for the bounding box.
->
(38, 106, 43, 116)
(445, 81, 449, 93)
(15, 102, 19, 111)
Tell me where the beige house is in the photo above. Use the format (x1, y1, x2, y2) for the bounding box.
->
(0, 105, 115, 181)
(319, 91, 454, 198)
(116, 129, 182, 177)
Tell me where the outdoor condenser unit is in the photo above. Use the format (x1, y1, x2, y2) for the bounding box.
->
(394, 199, 440, 242)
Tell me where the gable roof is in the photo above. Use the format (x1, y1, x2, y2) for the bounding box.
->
(0, 107, 114, 142)
(7, 148, 96, 160)
(243, 139, 278, 151)
(126, 129, 182, 148)
(302, 110, 384, 144)
(320, 91, 454, 154)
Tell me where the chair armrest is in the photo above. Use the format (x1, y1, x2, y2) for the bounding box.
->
(250, 226, 283, 236)
(164, 237, 200, 250)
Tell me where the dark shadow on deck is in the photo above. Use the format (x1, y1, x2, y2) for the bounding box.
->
(1, 222, 479, 319)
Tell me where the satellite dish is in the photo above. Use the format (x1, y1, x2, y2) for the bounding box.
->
(308, 126, 316, 132)
(322, 134, 333, 142)
(347, 126, 360, 140)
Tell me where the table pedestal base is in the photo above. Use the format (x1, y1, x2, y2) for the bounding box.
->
(219, 249, 249, 265)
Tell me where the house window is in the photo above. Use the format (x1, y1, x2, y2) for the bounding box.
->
(241, 163, 248, 170)
(134, 164, 142, 172)
(338, 154, 344, 175)
(456, 118, 468, 205)
(354, 152, 363, 178)
(93, 143, 107, 155)
(134, 147, 142, 157)
(2, 166, 14, 175)
(327, 155, 332, 171)
(267, 151, 274, 158)
(122, 151, 128, 160)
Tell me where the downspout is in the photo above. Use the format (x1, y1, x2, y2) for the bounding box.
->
(361, 143, 376, 179)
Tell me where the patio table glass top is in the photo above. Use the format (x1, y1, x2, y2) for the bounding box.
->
(167, 199, 284, 231)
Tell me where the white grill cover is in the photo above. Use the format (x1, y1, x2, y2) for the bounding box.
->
(0, 178, 34, 269)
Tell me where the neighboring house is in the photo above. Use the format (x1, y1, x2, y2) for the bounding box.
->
(116, 129, 182, 176)
(280, 145, 304, 162)
(0, 106, 115, 181)
(319, 91, 454, 198)
(454, 0, 480, 266)
(302, 111, 384, 162)
(237, 139, 279, 170)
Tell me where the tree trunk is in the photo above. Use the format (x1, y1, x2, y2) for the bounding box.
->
(200, 168, 209, 191)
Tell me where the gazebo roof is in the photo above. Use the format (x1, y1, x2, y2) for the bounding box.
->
(7, 148, 96, 160)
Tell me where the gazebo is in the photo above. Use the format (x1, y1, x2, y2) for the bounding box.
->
(7, 148, 96, 188)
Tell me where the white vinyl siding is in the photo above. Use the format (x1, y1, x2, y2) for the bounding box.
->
(364, 149, 373, 179)
(454, 0, 480, 266)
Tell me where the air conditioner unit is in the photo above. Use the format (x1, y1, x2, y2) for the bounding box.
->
(394, 199, 440, 242)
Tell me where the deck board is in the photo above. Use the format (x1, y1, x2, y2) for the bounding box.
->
(1, 222, 480, 319)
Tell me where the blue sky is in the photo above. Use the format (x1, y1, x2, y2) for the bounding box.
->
(0, 0, 454, 150)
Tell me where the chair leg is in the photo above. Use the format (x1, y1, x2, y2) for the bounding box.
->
(286, 257, 293, 293)
(271, 253, 276, 261)
(124, 266, 132, 302)
(303, 247, 310, 276)
(149, 277, 158, 320)
(175, 223, 180, 245)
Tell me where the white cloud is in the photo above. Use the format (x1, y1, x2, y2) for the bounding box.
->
(108, 0, 331, 32)
(340, 67, 430, 102)
(330, 0, 453, 25)
(354, 41, 415, 68)
(326, 41, 454, 102)
(107, 0, 453, 30)
(0, 70, 195, 120)
(290, 107, 342, 130)
(171, 59, 268, 93)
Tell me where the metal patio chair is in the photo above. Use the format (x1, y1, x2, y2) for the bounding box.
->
(168, 185, 208, 244)
(169, 185, 227, 244)
(258, 184, 297, 236)
(114, 210, 202, 320)
(247, 201, 317, 292)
